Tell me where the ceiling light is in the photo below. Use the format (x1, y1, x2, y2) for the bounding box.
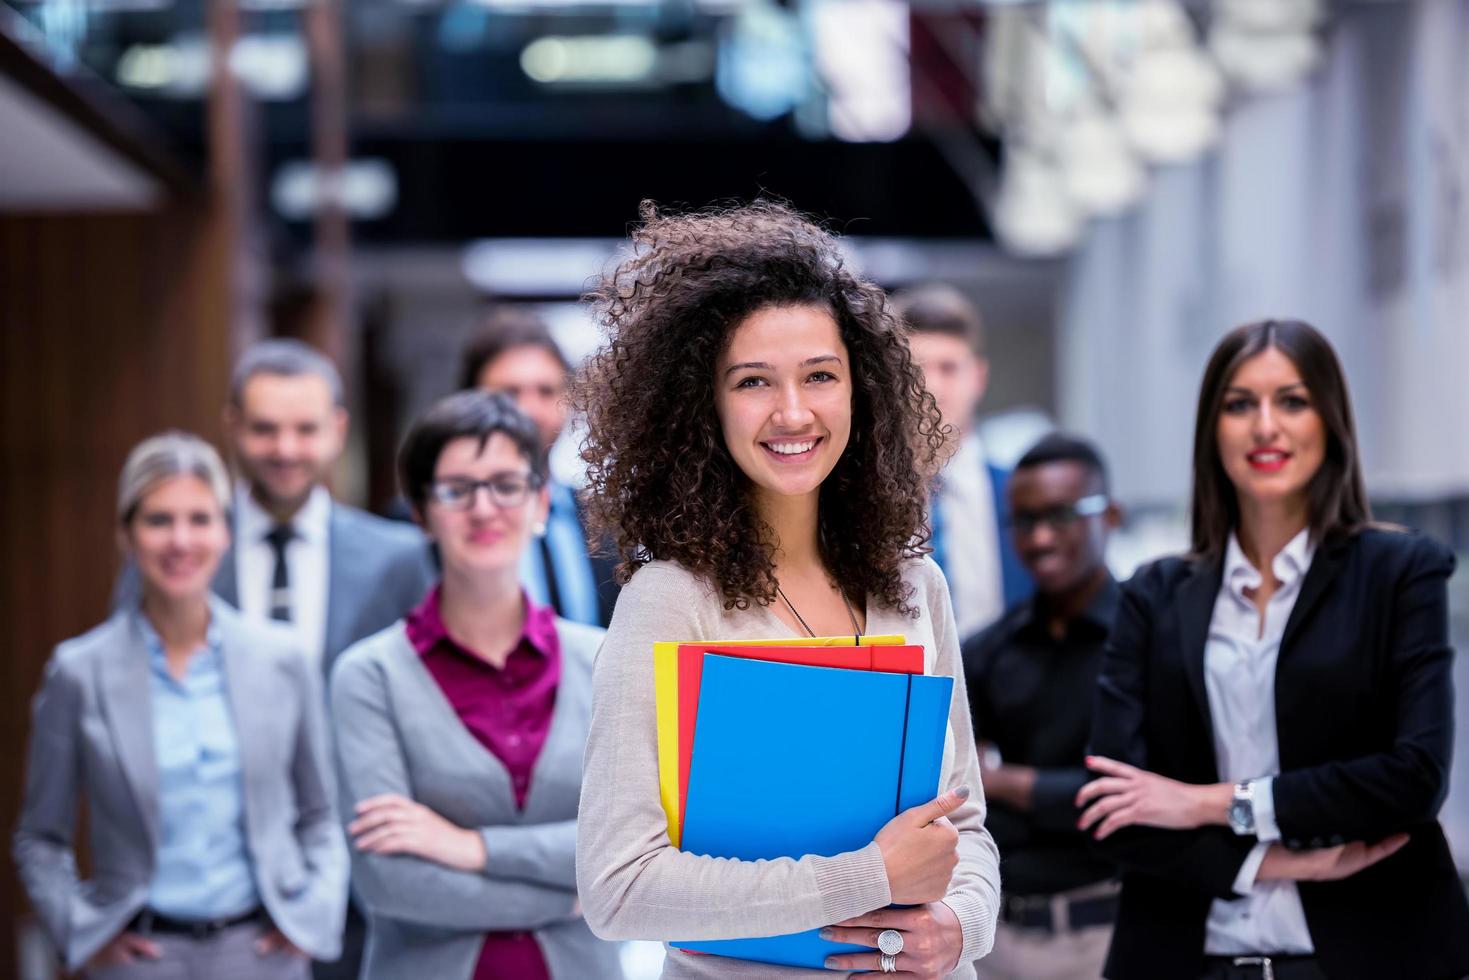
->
(1209, 28, 1322, 93)
(994, 150, 1083, 256)
(520, 35, 658, 85)
(1060, 109, 1147, 216)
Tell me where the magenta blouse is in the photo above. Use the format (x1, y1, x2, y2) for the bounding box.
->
(405, 585, 560, 980)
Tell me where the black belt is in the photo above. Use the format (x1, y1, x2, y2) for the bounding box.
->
(1201, 954, 1325, 980)
(1000, 892, 1118, 932)
(130, 907, 264, 940)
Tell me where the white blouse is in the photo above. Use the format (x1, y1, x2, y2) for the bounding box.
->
(1203, 527, 1316, 956)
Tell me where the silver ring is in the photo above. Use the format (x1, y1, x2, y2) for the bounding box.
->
(877, 929, 905, 956)
(880, 952, 898, 973)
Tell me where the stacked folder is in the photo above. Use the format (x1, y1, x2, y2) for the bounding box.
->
(652, 635, 953, 970)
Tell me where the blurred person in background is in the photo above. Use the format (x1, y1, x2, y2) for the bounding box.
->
(221, 339, 435, 678)
(962, 433, 1122, 980)
(14, 432, 347, 980)
(1076, 320, 1469, 980)
(330, 390, 621, 980)
(223, 338, 435, 980)
(460, 307, 618, 627)
(893, 285, 1031, 642)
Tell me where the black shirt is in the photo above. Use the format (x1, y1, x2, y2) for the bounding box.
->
(961, 577, 1120, 897)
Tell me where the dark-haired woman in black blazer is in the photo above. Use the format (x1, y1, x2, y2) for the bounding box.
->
(1074, 319, 1469, 980)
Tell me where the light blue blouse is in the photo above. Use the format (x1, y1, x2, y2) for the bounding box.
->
(141, 616, 260, 919)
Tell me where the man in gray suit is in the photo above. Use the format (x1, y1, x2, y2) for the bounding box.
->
(219, 340, 434, 980)
(219, 340, 434, 680)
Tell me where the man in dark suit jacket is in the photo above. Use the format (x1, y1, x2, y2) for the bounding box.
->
(460, 306, 619, 626)
(894, 284, 1032, 641)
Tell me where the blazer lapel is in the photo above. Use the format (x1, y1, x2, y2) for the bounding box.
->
(1280, 536, 1349, 655)
(214, 601, 269, 836)
(213, 538, 239, 607)
(323, 504, 356, 669)
(211, 505, 240, 606)
(1175, 557, 1224, 750)
(98, 615, 161, 849)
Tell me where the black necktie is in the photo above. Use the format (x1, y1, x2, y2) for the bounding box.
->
(265, 524, 295, 622)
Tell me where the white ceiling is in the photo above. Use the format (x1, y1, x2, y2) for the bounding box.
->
(0, 71, 162, 210)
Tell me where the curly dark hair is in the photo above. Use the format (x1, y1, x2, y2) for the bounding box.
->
(572, 201, 946, 617)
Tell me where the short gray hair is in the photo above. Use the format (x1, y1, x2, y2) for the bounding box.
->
(118, 431, 232, 524)
(230, 339, 344, 406)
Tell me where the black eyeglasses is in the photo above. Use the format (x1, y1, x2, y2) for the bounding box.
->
(428, 474, 543, 511)
(1008, 494, 1110, 534)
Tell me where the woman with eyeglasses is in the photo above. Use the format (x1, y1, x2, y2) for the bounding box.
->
(1075, 321, 1469, 980)
(329, 390, 623, 980)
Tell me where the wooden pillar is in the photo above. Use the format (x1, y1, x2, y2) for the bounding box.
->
(298, 0, 351, 367)
(0, 3, 263, 972)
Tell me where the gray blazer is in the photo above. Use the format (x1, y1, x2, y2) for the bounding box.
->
(329, 617, 624, 980)
(116, 500, 436, 676)
(12, 598, 350, 971)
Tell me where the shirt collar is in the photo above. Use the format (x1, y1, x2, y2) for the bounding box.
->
(1224, 526, 1316, 598)
(1012, 574, 1120, 642)
(235, 481, 332, 544)
(136, 607, 223, 668)
(405, 584, 558, 664)
(949, 431, 987, 473)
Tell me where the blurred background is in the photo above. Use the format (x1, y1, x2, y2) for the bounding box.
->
(2, 0, 1467, 976)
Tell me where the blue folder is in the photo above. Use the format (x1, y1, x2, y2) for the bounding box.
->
(672, 654, 954, 969)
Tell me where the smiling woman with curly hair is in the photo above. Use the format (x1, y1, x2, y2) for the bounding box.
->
(573, 201, 1002, 980)
(575, 201, 943, 615)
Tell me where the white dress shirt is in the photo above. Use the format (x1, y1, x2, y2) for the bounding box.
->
(938, 432, 1005, 639)
(1203, 527, 1316, 955)
(235, 483, 332, 674)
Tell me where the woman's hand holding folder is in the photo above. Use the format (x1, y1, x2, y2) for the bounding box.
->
(822, 903, 964, 979)
(876, 785, 969, 905)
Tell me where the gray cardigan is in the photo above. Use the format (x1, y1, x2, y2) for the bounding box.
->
(13, 599, 348, 971)
(576, 558, 1001, 979)
(330, 616, 624, 980)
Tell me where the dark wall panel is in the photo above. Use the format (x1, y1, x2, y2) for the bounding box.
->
(0, 207, 233, 973)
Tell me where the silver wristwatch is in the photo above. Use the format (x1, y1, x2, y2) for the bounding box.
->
(1227, 781, 1256, 836)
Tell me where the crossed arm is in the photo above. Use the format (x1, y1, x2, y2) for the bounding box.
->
(330, 655, 582, 931)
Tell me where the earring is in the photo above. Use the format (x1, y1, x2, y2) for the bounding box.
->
(532, 520, 548, 537)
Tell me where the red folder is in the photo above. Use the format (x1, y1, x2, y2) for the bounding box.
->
(676, 644, 925, 827)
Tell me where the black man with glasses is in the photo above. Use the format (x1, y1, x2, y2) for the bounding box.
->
(329, 389, 623, 980)
(961, 433, 1123, 980)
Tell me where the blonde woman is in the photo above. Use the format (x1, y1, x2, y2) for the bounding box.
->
(14, 432, 346, 978)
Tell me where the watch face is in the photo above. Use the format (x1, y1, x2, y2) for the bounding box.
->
(1228, 799, 1253, 833)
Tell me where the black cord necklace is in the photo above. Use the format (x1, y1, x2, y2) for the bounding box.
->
(776, 583, 863, 640)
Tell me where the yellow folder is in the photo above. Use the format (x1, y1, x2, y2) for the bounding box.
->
(655, 634, 905, 846)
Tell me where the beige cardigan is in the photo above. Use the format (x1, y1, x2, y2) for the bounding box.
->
(576, 558, 1001, 979)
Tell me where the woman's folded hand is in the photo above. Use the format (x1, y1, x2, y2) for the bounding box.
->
(349, 793, 488, 872)
(1075, 756, 1230, 839)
